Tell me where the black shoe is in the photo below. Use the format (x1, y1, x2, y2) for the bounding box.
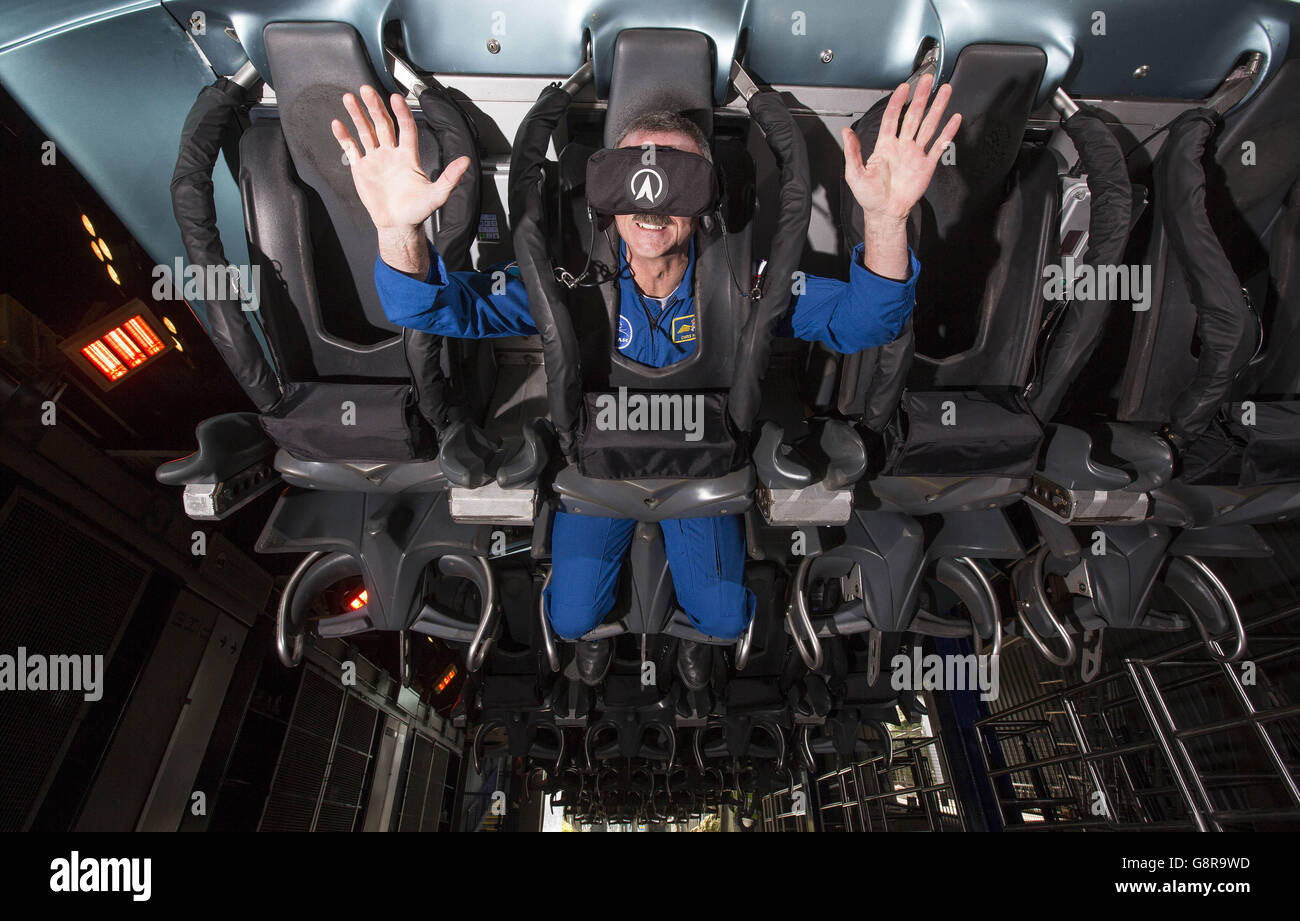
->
(575, 639, 613, 687)
(676, 640, 713, 692)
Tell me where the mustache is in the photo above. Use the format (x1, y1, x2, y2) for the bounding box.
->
(629, 212, 672, 228)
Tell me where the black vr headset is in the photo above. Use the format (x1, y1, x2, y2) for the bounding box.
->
(585, 145, 721, 230)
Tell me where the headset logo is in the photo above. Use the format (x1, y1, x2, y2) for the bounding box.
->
(630, 167, 666, 205)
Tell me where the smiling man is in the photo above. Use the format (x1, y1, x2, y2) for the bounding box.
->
(332, 77, 958, 687)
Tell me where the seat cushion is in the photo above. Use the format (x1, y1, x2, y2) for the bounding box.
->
(259, 381, 435, 462)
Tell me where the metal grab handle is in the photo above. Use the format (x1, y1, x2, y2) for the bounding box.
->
(584, 720, 620, 770)
(461, 555, 499, 672)
(471, 719, 506, 777)
(797, 724, 816, 771)
(642, 721, 677, 767)
(276, 551, 325, 667)
(750, 720, 787, 772)
(538, 566, 561, 672)
(958, 556, 1004, 662)
(787, 555, 825, 670)
(735, 610, 756, 671)
(1183, 555, 1248, 663)
(1017, 545, 1078, 667)
(859, 719, 894, 774)
(532, 722, 566, 775)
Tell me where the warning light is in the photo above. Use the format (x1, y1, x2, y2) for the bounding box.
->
(163, 316, 177, 334)
(106, 264, 121, 285)
(80, 341, 127, 381)
(436, 666, 457, 693)
(97, 238, 112, 261)
(171, 336, 184, 352)
(91, 239, 104, 261)
(81, 214, 95, 236)
(123, 315, 166, 356)
(348, 589, 368, 611)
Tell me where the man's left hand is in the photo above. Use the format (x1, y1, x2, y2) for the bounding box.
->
(841, 74, 960, 226)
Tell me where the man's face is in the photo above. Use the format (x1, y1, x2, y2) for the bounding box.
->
(613, 129, 702, 260)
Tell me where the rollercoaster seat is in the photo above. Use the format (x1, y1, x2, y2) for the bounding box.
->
(1094, 100, 1300, 529)
(828, 44, 1062, 518)
(779, 46, 1066, 650)
(510, 28, 810, 527)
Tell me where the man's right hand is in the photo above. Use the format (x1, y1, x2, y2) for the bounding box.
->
(331, 85, 469, 273)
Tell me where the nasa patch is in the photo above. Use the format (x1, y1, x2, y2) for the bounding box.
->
(617, 315, 634, 350)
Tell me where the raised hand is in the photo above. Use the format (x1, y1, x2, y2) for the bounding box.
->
(841, 74, 961, 225)
(330, 84, 469, 232)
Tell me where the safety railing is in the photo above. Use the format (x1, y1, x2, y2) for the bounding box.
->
(977, 604, 1300, 831)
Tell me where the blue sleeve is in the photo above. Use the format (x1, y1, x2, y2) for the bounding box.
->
(777, 242, 919, 353)
(372, 238, 538, 338)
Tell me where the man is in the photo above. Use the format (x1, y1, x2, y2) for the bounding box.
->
(331, 78, 958, 684)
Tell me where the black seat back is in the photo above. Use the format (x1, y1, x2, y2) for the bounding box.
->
(250, 22, 440, 381)
(840, 43, 1051, 392)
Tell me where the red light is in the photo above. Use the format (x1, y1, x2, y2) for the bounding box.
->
(81, 340, 127, 380)
(102, 326, 146, 367)
(123, 315, 166, 356)
(348, 589, 368, 611)
(436, 666, 457, 693)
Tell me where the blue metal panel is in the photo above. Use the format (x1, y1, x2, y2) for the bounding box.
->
(743, 0, 942, 91)
(931, 0, 1288, 105)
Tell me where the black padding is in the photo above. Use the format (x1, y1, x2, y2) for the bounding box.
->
(576, 390, 742, 479)
(1232, 400, 1300, 484)
(170, 78, 281, 411)
(1156, 109, 1255, 446)
(411, 85, 483, 438)
(1028, 104, 1133, 422)
(836, 319, 915, 429)
(728, 89, 812, 432)
(258, 381, 436, 462)
(881, 390, 1043, 477)
(509, 84, 584, 458)
(156, 412, 275, 485)
(261, 22, 440, 377)
(602, 29, 714, 148)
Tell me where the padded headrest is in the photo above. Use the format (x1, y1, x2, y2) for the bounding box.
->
(262, 22, 439, 343)
(602, 29, 714, 149)
(926, 43, 1046, 236)
(842, 42, 1046, 251)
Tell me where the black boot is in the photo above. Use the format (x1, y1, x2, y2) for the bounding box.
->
(676, 640, 713, 692)
(575, 638, 613, 687)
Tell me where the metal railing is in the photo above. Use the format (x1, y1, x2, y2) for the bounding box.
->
(977, 604, 1300, 831)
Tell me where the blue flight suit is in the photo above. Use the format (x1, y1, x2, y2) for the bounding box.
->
(375, 237, 919, 639)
